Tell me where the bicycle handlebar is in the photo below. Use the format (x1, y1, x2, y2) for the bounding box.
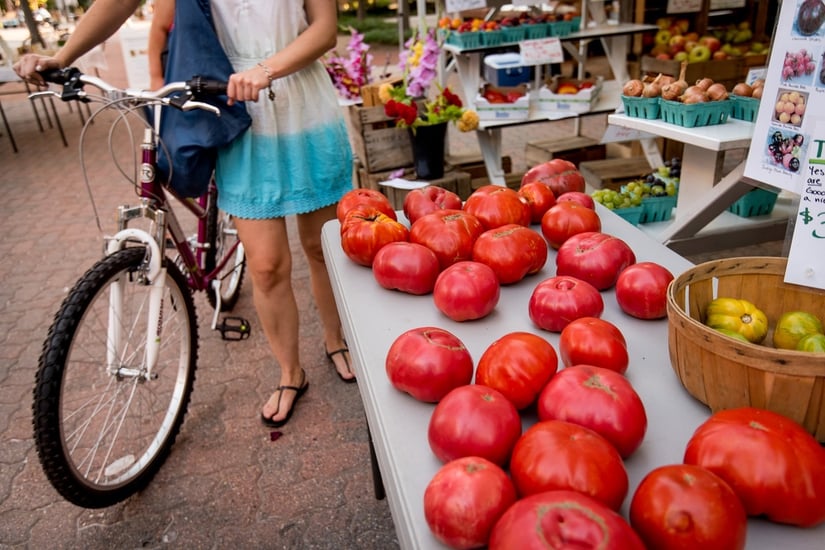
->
(38, 67, 228, 115)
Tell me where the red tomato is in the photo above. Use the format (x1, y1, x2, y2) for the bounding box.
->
(558, 317, 629, 374)
(433, 261, 500, 322)
(424, 456, 517, 550)
(372, 241, 441, 295)
(684, 407, 825, 527)
(402, 185, 463, 225)
(490, 490, 645, 550)
(475, 332, 559, 410)
(336, 188, 397, 223)
(528, 276, 604, 333)
(521, 158, 587, 196)
(472, 224, 547, 285)
(630, 464, 747, 550)
(509, 420, 629, 510)
(340, 206, 410, 267)
(517, 181, 557, 224)
(428, 384, 522, 466)
(385, 327, 474, 403)
(463, 185, 531, 230)
(410, 209, 485, 270)
(537, 364, 646, 457)
(556, 190, 595, 209)
(615, 261, 675, 319)
(540, 202, 601, 249)
(555, 231, 636, 290)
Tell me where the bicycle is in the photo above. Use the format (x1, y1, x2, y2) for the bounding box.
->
(30, 67, 249, 509)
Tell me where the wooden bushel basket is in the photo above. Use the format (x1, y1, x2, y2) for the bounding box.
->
(666, 257, 825, 442)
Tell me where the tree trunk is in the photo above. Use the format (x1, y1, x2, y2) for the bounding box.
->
(20, 3, 46, 48)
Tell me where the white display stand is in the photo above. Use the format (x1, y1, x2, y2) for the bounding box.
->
(117, 21, 151, 91)
(321, 209, 825, 550)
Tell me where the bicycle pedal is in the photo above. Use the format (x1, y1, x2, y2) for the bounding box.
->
(217, 316, 251, 341)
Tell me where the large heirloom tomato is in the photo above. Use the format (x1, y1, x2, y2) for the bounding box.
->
(472, 224, 547, 284)
(684, 407, 825, 527)
(463, 185, 531, 230)
(340, 206, 409, 267)
(558, 317, 629, 374)
(424, 456, 517, 550)
(521, 158, 587, 196)
(433, 261, 500, 322)
(615, 261, 675, 319)
(517, 181, 557, 224)
(372, 241, 440, 295)
(385, 327, 474, 403)
(555, 231, 636, 290)
(475, 332, 558, 410)
(509, 420, 629, 510)
(528, 276, 604, 333)
(410, 209, 485, 270)
(704, 297, 768, 344)
(428, 384, 522, 466)
(402, 185, 463, 225)
(536, 364, 646, 458)
(540, 202, 601, 249)
(489, 490, 645, 550)
(556, 190, 595, 209)
(336, 188, 396, 223)
(630, 464, 747, 550)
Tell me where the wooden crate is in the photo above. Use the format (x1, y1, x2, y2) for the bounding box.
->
(578, 157, 652, 191)
(525, 136, 606, 168)
(640, 55, 746, 91)
(344, 104, 413, 173)
(357, 167, 473, 210)
(359, 76, 403, 107)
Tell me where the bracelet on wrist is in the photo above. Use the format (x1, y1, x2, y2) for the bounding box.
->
(257, 62, 275, 100)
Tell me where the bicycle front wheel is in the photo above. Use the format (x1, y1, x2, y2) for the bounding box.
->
(34, 247, 198, 508)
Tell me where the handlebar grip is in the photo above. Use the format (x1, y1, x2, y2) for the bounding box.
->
(188, 76, 228, 97)
(38, 67, 74, 85)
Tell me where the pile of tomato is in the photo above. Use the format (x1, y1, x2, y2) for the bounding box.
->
(336, 159, 825, 549)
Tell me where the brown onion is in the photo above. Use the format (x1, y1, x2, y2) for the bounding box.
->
(751, 86, 763, 99)
(681, 90, 709, 104)
(661, 82, 686, 101)
(642, 74, 663, 98)
(707, 82, 729, 101)
(732, 82, 753, 97)
(695, 77, 714, 91)
(622, 79, 645, 97)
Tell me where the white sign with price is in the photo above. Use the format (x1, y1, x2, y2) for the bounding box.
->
(785, 122, 825, 290)
(518, 38, 564, 66)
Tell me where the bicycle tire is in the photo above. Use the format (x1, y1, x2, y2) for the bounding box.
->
(33, 247, 198, 508)
(204, 186, 245, 311)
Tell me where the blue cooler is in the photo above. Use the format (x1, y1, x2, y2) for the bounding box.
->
(483, 53, 532, 87)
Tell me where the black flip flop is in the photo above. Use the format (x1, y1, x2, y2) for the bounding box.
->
(326, 347, 356, 384)
(260, 370, 309, 428)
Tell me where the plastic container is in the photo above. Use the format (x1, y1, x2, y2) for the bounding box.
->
(728, 187, 779, 217)
(483, 53, 531, 87)
(621, 96, 660, 119)
(667, 256, 825, 442)
(659, 99, 732, 128)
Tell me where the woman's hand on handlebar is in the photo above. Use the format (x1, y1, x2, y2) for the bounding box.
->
(226, 66, 271, 106)
(14, 53, 62, 85)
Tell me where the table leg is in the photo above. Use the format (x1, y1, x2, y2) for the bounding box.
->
(477, 128, 505, 186)
(0, 99, 18, 153)
(367, 421, 386, 501)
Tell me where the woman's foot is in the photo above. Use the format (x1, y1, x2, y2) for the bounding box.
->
(326, 346, 356, 383)
(260, 369, 309, 428)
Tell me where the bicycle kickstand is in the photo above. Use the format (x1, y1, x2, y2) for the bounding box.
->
(210, 280, 251, 341)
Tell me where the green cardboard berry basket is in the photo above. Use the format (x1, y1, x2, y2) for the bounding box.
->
(659, 99, 732, 128)
(480, 29, 504, 47)
(525, 22, 548, 39)
(729, 95, 760, 122)
(621, 96, 660, 119)
(446, 31, 482, 50)
(502, 25, 528, 43)
(613, 205, 644, 226)
(640, 195, 677, 223)
(728, 187, 779, 217)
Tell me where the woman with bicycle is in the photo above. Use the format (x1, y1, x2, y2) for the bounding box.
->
(16, 0, 357, 430)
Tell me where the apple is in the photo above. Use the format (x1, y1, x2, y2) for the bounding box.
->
(688, 44, 711, 63)
(699, 35, 722, 53)
(712, 50, 728, 60)
(656, 52, 672, 61)
(684, 32, 699, 42)
(668, 35, 686, 53)
(684, 40, 698, 53)
(654, 29, 672, 46)
(674, 19, 690, 33)
(674, 51, 689, 62)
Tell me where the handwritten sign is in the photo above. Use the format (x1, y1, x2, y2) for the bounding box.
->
(601, 124, 657, 143)
(519, 38, 564, 66)
(785, 124, 825, 290)
(445, 0, 486, 12)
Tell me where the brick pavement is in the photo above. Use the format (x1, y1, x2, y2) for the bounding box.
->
(0, 28, 784, 550)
